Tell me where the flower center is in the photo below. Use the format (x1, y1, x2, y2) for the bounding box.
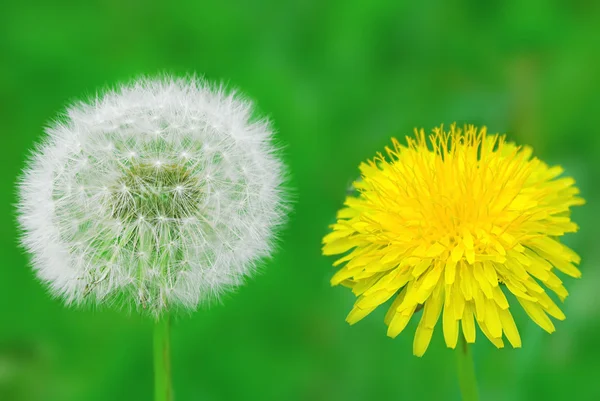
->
(110, 163, 202, 222)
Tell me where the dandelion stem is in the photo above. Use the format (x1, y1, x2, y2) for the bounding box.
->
(154, 314, 172, 401)
(456, 335, 479, 401)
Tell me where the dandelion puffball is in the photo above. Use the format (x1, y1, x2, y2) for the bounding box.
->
(323, 124, 584, 356)
(17, 77, 286, 315)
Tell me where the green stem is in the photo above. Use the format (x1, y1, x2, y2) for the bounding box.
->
(456, 335, 479, 401)
(154, 314, 172, 401)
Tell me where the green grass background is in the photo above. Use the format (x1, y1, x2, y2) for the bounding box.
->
(1, 1, 599, 400)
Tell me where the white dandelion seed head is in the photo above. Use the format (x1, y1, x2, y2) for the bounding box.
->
(17, 76, 287, 316)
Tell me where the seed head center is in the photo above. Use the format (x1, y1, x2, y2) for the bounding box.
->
(111, 163, 201, 221)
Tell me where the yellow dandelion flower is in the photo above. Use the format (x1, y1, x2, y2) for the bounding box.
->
(322, 124, 584, 356)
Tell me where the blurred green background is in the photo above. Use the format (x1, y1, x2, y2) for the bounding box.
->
(1, 0, 599, 400)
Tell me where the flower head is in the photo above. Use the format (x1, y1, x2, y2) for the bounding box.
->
(323, 124, 584, 356)
(17, 76, 286, 316)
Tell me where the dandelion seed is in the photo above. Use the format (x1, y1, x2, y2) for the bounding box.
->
(322, 124, 584, 356)
(17, 76, 287, 316)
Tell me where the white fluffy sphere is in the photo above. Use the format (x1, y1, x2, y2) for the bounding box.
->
(17, 76, 286, 315)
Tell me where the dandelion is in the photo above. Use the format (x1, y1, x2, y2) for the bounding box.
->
(322, 124, 584, 358)
(17, 76, 287, 400)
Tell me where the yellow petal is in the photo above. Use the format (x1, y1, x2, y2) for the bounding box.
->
(482, 261, 499, 286)
(322, 237, 358, 255)
(505, 257, 531, 281)
(384, 287, 407, 325)
(484, 298, 503, 338)
(459, 262, 473, 301)
(472, 262, 493, 298)
(322, 228, 353, 243)
(518, 298, 556, 333)
(452, 283, 466, 319)
(498, 308, 521, 348)
(346, 304, 376, 325)
(347, 254, 379, 270)
(462, 303, 476, 343)
(552, 259, 582, 278)
(451, 245, 464, 262)
(417, 264, 444, 303)
(479, 320, 504, 349)
(523, 252, 551, 281)
(462, 229, 474, 263)
(504, 280, 538, 302)
(423, 284, 444, 328)
(413, 258, 432, 278)
(445, 259, 457, 285)
(387, 304, 416, 338)
(353, 264, 394, 279)
(356, 289, 395, 309)
(351, 272, 385, 295)
(545, 272, 569, 300)
(413, 317, 435, 357)
(443, 301, 459, 348)
(472, 287, 487, 322)
(332, 244, 379, 267)
(363, 270, 398, 296)
(492, 284, 509, 309)
(331, 267, 355, 286)
(535, 291, 566, 320)
(526, 237, 566, 260)
(381, 247, 406, 264)
(336, 207, 358, 219)
(425, 242, 446, 257)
